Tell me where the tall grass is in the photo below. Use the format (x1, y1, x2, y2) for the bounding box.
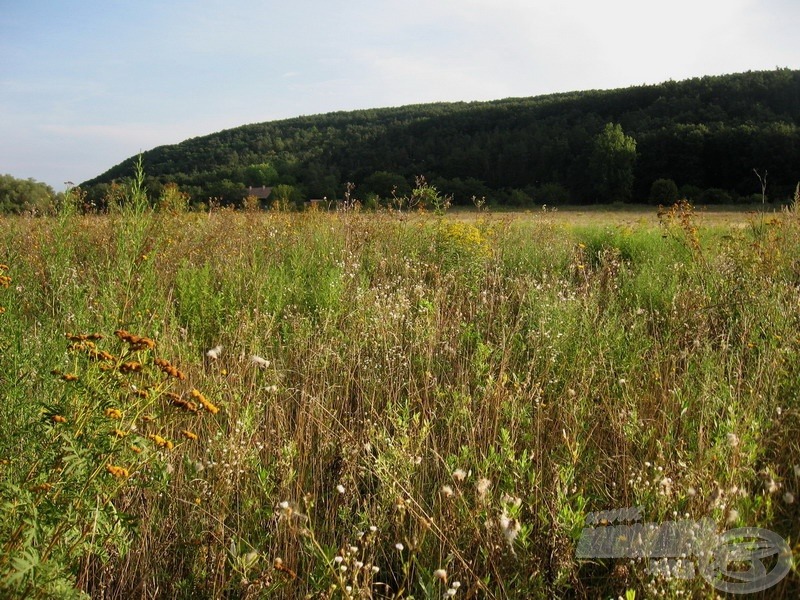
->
(0, 203, 797, 598)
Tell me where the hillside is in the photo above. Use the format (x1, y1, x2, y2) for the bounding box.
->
(82, 69, 800, 206)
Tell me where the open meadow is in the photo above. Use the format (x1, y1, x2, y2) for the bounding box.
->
(0, 198, 798, 598)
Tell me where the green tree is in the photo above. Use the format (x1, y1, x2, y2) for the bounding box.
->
(360, 171, 410, 199)
(0, 174, 56, 214)
(589, 123, 637, 203)
(271, 184, 302, 209)
(242, 163, 278, 187)
(649, 178, 679, 205)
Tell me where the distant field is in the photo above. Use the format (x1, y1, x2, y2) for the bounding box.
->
(0, 202, 798, 599)
(448, 203, 784, 228)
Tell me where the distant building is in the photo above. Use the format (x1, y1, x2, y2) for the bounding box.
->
(304, 198, 326, 210)
(246, 186, 273, 200)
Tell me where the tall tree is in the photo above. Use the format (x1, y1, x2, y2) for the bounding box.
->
(589, 123, 637, 203)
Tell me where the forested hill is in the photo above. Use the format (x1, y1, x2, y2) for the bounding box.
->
(83, 69, 800, 206)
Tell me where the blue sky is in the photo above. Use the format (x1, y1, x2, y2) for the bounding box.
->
(2, 0, 799, 190)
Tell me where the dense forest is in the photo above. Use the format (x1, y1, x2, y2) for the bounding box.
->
(82, 69, 800, 207)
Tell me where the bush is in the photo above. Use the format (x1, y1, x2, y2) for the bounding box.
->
(535, 182, 572, 205)
(649, 178, 679, 205)
(698, 187, 733, 204)
(679, 184, 703, 201)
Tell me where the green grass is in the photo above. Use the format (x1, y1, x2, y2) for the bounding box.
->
(0, 203, 798, 598)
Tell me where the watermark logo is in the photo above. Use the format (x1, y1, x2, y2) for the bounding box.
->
(577, 507, 792, 594)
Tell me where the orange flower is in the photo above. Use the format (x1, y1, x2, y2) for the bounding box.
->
(61, 373, 78, 382)
(105, 408, 123, 419)
(129, 444, 142, 454)
(106, 464, 130, 478)
(191, 389, 219, 414)
(52, 414, 67, 424)
(111, 428, 128, 438)
(119, 361, 143, 374)
(148, 434, 174, 450)
(181, 430, 198, 441)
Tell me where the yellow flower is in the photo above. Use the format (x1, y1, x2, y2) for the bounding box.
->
(148, 434, 174, 450)
(111, 428, 128, 438)
(181, 430, 198, 441)
(106, 464, 130, 478)
(52, 414, 67, 424)
(130, 445, 142, 454)
(191, 389, 219, 414)
(105, 408, 123, 419)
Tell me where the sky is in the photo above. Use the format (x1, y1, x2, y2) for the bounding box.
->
(2, 0, 799, 191)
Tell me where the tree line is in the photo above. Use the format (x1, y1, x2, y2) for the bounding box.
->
(66, 68, 800, 208)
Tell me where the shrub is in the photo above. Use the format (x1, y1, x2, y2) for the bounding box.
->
(649, 178, 679, 205)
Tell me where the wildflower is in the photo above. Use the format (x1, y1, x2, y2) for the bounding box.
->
(105, 408, 123, 419)
(395, 543, 404, 551)
(273, 557, 297, 579)
(726, 432, 740, 448)
(434, 568, 447, 583)
(336, 484, 345, 494)
(371, 565, 380, 573)
(206, 345, 223, 359)
(446, 589, 457, 597)
(451, 581, 461, 589)
(51, 414, 67, 424)
(181, 430, 198, 441)
(61, 373, 78, 382)
(148, 434, 174, 450)
(155, 358, 186, 379)
(106, 464, 130, 478)
(767, 479, 779, 494)
(250, 355, 270, 368)
(119, 361, 143, 374)
(191, 389, 219, 414)
(111, 428, 128, 438)
(130, 445, 142, 453)
(452, 468, 467, 482)
(170, 396, 199, 413)
(441, 485, 454, 498)
(784, 492, 795, 504)
(726, 509, 739, 524)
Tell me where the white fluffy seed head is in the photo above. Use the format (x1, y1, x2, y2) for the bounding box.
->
(250, 355, 270, 368)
